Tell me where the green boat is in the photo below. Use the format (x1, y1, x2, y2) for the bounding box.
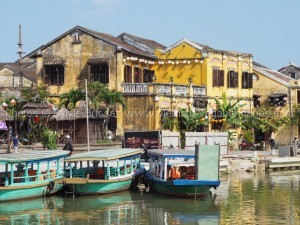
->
(0, 150, 70, 202)
(145, 145, 221, 198)
(63, 148, 142, 195)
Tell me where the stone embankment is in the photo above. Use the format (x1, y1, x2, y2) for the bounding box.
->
(221, 150, 300, 173)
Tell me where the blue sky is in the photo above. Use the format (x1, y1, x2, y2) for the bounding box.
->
(1, 0, 300, 70)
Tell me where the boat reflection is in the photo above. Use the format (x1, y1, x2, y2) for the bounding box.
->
(0, 191, 220, 224)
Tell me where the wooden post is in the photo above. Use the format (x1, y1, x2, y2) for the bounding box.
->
(195, 141, 199, 180)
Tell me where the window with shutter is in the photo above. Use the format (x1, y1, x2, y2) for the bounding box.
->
(219, 70, 224, 86)
(242, 72, 253, 89)
(213, 69, 218, 86)
(234, 72, 239, 88)
(90, 63, 109, 84)
(44, 65, 64, 85)
(213, 69, 224, 87)
(124, 65, 132, 83)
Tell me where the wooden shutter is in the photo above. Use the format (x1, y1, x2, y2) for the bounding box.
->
(242, 72, 246, 88)
(248, 73, 253, 88)
(213, 69, 218, 86)
(44, 67, 49, 84)
(219, 70, 224, 86)
(234, 72, 238, 88)
(227, 71, 232, 87)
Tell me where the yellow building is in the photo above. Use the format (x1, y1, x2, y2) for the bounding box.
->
(28, 25, 256, 142)
(253, 62, 299, 145)
(128, 38, 254, 133)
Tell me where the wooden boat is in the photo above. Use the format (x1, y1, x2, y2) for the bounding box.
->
(145, 145, 221, 198)
(63, 148, 143, 195)
(0, 150, 70, 202)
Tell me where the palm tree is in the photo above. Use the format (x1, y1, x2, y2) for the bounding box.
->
(178, 107, 209, 132)
(88, 82, 126, 140)
(59, 89, 85, 110)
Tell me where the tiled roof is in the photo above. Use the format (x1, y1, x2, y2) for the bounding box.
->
(278, 63, 300, 72)
(253, 64, 293, 86)
(117, 33, 166, 53)
(27, 25, 160, 59)
(0, 62, 36, 82)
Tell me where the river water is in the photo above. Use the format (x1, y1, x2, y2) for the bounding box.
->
(0, 171, 299, 225)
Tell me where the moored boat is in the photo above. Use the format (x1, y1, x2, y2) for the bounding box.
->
(0, 150, 70, 202)
(63, 148, 142, 195)
(145, 145, 221, 198)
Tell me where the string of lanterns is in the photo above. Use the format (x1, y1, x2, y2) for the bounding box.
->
(123, 56, 204, 65)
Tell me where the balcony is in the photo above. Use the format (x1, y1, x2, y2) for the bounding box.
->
(122, 83, 207, 97)
(122, 83, 149, 93)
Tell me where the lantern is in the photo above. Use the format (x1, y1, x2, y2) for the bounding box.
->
(33, 116, 40, 123)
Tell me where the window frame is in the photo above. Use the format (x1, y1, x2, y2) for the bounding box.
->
(228, 70, 238, 88)
(124, 65, 132, 83)
(242, 72, 253, 89)
(44, 65, 65, 86)
(89, 63, 109, 84)
(212, 68, 224, 87)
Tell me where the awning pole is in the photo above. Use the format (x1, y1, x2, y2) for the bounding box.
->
(85, 79, 90, 152)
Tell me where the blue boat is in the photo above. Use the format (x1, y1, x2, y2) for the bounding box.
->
(63, 148, 143, 195)
(145, 145, 221, 198)
(0, 150, 70, 202)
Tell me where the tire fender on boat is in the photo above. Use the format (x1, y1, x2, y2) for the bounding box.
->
(47, 181, 55, 191)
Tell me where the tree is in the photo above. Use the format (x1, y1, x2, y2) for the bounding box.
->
(88, 82, 126, 140)
(178, 108, 209, 132)
(59, 88, 85, 110)
(243, 107, 291, 136)
(214, 93, 244, 132)
(161, 116, 178, 131)
(21, 84, 49, 103)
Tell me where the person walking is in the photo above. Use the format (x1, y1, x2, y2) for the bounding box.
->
(10, 134, 23, 153)
(63, 135, 74, 155)
(269, 137, 276, 150)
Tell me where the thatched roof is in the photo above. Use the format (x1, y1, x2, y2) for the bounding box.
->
(0, 107, 13, 121)
(50, 104, 107, 121)
(50, 107, 76, 121)
(19, 102, 55, 116)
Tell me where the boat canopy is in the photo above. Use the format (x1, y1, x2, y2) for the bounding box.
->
(65, 148, 143, 162)
(147, 149, 196, 158)
(0, 150, 70, 164)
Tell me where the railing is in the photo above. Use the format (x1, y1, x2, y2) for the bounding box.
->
(122, 82, 207, 97)
(122, 83, 149, 93)
(158, 84, 171, 94)
(193, 86, 206, 96)
(175, 85, 188, 96)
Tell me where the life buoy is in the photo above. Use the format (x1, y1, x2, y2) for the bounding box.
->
(47, 181, 55, 191)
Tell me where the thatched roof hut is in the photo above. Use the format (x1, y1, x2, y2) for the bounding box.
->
(0, 107, 13, 121)
(19, 102, 55, 117)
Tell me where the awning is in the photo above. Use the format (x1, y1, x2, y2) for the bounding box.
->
(268, 92, 287, 98)
(88, 58, 110, 65)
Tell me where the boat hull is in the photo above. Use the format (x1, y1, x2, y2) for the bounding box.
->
(148, 176, 220, 198)
(65, 177, 133, 195)
(0, 179, 64, 202)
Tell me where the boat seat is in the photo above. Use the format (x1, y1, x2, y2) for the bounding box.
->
(75, 169, 86, 178)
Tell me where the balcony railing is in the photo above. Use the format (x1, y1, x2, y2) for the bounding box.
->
(122, 83, 149, 93)
(158, 85, 171, 94)
(122, 83, 207, 97)
(193, 86, 206, 96)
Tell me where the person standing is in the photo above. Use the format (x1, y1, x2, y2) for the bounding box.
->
(63, 135, 74, 155)
(10, 134, 23, 153)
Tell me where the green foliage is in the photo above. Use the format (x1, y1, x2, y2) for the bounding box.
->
(59, 88, 85, 109)
(214, 93, 244, 132)
(161, 116, 178, 131)
(88, 82, 126, 139)
(21, 84, 49, 103)
(178, 108, 209, 131)
(41, 128, 59, 150)
(241, 130, 254, 143)
(242, 107, 291, 134)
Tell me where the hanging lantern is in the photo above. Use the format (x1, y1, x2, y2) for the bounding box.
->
(34, 116, 40, 123)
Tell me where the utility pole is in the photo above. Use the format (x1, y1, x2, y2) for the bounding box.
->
(17, 24, 25, 98)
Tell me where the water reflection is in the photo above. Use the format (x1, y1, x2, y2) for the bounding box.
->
(1, 171, 300, 225)
(0, 191, 219, 225)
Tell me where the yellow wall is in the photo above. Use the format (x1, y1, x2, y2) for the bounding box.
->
(253, 69, 295, 145)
